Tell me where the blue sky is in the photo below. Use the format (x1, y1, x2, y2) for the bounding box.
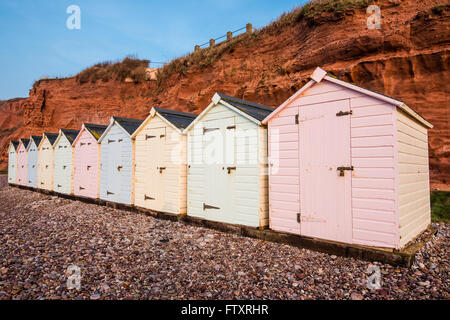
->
(0, 0, 308, 100)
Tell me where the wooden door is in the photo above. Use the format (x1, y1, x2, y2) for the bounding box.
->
(298, 100, 352, 243)
(145, 127, 165, 209)
(202, 118, 235, 220)
(106, 138, 121, 202)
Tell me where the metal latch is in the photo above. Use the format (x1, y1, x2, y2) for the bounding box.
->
(336, 110, 353, 117)
(158, 167, 166, 173)
(297, 213, 301, 223)
(107, 139, 115, 144)
(203, 203, 220, 211)
(144, 195, 155, 200)
(79, 186, 85, 190)
(226, 166, 236, 174)
(107, 191, 114, 195)
(145, 135, 156, 140)
(117, 166, 122, 171)
(295, 114, 299, 124)
(337, 166, 354, 176)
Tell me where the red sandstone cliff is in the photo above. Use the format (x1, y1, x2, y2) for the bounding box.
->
(0, 0, 449, 190)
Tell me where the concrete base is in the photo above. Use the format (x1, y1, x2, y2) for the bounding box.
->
(8, 183, 436, 267)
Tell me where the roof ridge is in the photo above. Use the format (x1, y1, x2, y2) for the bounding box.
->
(154, 107, 197, 118)
(217, 93, 274, 111)
(113, 116, 144, 122)
(84, 123, 108, 128)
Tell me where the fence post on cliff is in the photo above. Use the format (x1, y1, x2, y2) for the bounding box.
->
(209, 39, 215, 48)
(227, 31, 232, 41)
(246, 23, 252, 34)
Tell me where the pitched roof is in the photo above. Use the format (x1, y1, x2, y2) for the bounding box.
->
(61, 129, 80, 145)
(84, 123, 108, 140)
(113, 117, 144, 135)
(30, 135, 42, 147)
(11, 141, 19, 150)
(262, 67, 432, 128)
(19, 138, 30, 148)
(43, 133, 59, 146)
(216, 93, 274, 121)
(154, 107, 197, 130)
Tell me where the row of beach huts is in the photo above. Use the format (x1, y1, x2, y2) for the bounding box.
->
(7, 68, 433, 250)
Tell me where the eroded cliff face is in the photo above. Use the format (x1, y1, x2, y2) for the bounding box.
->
(0, 0, 448, 189)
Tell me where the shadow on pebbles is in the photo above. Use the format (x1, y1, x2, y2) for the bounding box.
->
(0, 186, 448, 300)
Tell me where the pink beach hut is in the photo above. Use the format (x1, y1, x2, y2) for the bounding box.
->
(262, 67, 433, 250)
(72, 123, 107, 199)
(16, 138, 30, 186)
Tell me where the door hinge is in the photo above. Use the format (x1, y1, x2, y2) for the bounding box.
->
(108, 139, 115, 144)
(145, 135, 156, 140)
(337, 166, 354, 176)
(203, 127, 219, 134)
(203, 203, 220, 211)
(144, 195, 155, 200)
(58, 184, 62, 188)
(79, 186, 85, 190)
(226, 125, 236, 130)
(107, 191, 115, 195)
(117, 165, 123, 171)
(295, 114, 299, 124)
(297, 213, 301, 223)
(336, 110, 353, 117)
(158, 167, 166, 173)
(80, 142, 86, 146)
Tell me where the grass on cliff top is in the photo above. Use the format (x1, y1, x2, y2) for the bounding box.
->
(75, 56, 149, 84)
(431, 191, 450, 223)
(155, 0, 372, 88)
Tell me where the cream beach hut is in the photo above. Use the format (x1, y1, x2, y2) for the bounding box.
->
(7, 141, 19, 184)
(98, 117, 143, 205)
(37, 133, 58, 190)
(184, 93, 274, 228)
(132, 107, 197, 214)
(16, 138, 29, 186)
(27, 135, 42, 188)
(53, 129, 79, 195)
(72, 123, 107, 199)
(262, 67, 433, 249)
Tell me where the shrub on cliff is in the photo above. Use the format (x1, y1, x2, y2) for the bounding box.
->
(75, 56, 149, 84)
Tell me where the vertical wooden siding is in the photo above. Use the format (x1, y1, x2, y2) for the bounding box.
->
(73, 129, 100, 199)
(134, 116, 186, 214)
(54, 135, 73, 195)
(17, 143, 28, 186)
(37, 138, 54, 191)
(187, 103, 268, 228)
(27, 141, 39, 187)
(397, 110, 431, 248)
(267, 103, 300, 234)
(100, 125, 133, 205)
(7, 145, 17, 184)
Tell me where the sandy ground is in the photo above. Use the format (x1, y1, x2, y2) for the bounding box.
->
(0, 184, 448, 300)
